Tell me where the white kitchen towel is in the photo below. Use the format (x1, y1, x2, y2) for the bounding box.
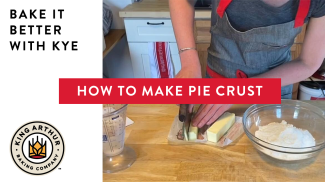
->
(148, 42, 174, 78)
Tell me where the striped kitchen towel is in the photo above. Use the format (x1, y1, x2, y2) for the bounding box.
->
(148, 42, 174, 78)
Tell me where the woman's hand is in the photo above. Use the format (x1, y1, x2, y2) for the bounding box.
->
(175, 66, 202, 78)
(176, 49, 202, 79)
(192, 104, 233, 128)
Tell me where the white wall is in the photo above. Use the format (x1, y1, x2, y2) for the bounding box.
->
(105, 0, 133, 29)
(103, 0, 134, 78)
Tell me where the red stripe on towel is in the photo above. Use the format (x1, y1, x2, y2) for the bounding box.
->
(155, 42, 170, 78)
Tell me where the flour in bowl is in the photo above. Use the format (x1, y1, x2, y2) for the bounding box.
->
(255, 120, 315, 148)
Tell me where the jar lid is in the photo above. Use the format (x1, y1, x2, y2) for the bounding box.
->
(300, 81, 325, 90)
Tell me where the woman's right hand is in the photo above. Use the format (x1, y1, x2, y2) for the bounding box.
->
(176, 50, 202, 79)
(175, 66, 202, 78)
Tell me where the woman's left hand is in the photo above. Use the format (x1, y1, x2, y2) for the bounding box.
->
(192, 104, 233, 128)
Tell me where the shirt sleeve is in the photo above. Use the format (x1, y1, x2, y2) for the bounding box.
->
(312, 0, 325, 18)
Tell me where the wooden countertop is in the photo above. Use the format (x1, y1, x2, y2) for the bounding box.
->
(104, 102, 325, 182)
(103, 29, 126, 58)
(119, 0, 211, 19)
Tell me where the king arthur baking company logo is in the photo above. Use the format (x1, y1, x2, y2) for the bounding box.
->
(10, 121, 64, 175)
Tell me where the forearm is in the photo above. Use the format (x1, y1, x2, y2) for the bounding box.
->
(253, 58, 320, 87)
(169, 0, 200, 69)
(259, 16, 325, 87)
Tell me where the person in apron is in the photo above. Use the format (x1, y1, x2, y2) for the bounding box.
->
(170, 0, 325, 128)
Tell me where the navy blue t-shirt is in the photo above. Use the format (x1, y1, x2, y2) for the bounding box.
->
(215, 0, 325, 31)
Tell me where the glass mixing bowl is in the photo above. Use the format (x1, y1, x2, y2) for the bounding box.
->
(243, 100, 325, 161)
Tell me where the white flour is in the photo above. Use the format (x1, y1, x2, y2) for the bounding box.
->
(255, 120, 315, 148)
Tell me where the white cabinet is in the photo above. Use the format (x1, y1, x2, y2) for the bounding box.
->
(124, 18, 181, 78)
(128, 42, 181, 78)
(124, 19, 176, 42)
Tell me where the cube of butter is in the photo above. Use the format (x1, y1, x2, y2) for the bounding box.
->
(207, 112, 235, 143)
(188, 125, 198, 141)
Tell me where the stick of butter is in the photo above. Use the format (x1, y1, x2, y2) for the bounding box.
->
(188, 125, 198, 141)
(207, 112, 235, 143)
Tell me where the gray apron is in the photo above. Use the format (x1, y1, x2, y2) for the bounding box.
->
(207, 0, 305, 99)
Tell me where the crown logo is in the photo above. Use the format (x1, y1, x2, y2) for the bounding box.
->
(29, 136, 46, 159)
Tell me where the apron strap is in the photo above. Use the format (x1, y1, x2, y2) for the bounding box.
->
(207, 66, 226, 78)
(236, 70, 248, 78)
(294, 0, 311, 28)
(217, 0, 311, 28)
(217, 0, 232, 18)
(207, 66, 248, 78)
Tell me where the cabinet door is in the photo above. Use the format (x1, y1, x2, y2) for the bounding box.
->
(128, 43, 181, 78)
(194, 20, 211, 44)
(195, 20, 211, 78)
(197, 44, 209, 78)
(169, 43, 181, 76)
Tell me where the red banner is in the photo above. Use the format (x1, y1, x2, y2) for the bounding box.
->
(59, 78, 281, 104)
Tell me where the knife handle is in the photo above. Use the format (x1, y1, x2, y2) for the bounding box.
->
(178, 104, 188, 122)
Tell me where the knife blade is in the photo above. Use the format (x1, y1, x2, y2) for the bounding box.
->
(179, 104, 191, 141)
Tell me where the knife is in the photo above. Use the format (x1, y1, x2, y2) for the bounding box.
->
(178, 104, 188, 122)
(179, 104, 192, 141)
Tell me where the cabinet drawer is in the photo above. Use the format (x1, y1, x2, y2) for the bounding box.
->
(124, 19, 176, 42)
